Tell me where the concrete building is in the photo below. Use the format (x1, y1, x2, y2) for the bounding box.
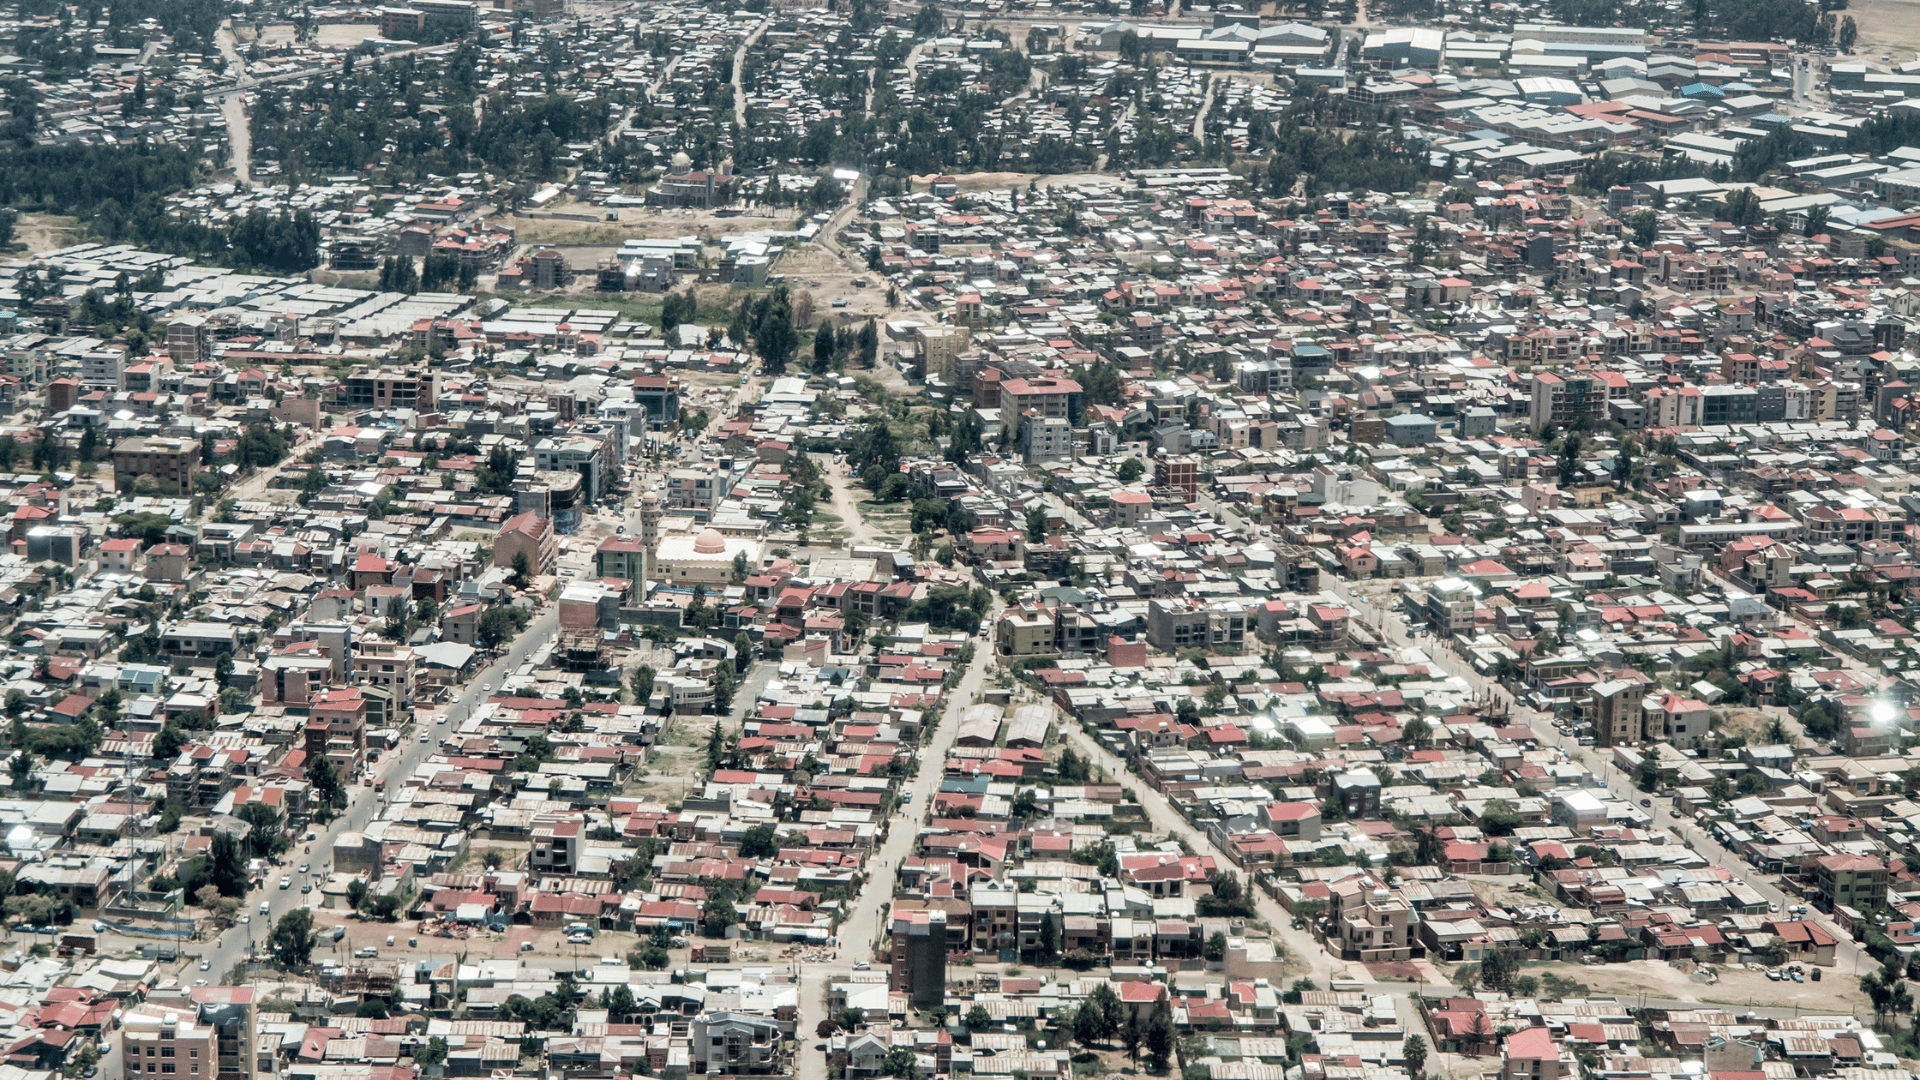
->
(113, 436, 200, 495)
(889, 909, 948, 1008)
(494, 511, 556, 578)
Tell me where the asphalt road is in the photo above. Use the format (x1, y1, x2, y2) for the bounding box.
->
(183, 606, 561, 984)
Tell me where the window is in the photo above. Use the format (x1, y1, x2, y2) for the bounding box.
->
(189, 1050, 198, 1059)
(162, 1067, 176, 1075)
(162, 1048, 175, 1058)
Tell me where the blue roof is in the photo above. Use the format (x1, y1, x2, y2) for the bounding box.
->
(1680, 82, 1725, 98)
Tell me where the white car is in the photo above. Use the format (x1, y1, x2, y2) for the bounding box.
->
(279, 876, 291, 889)
(199, 959, 210, 971)
(240, 915, 249, 925)
(419, 732, 429, 743)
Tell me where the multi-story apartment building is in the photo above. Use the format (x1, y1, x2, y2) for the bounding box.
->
(113, 437, 201, 495)
(1528, 371, 1606, 429)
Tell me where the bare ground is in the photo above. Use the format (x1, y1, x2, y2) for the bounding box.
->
(313, 23, 380, 49)
(1567, 959, 1865, 1014)
(18, 213, 80, 256)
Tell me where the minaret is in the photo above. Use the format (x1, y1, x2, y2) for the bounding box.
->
(639, 491, 662, 591)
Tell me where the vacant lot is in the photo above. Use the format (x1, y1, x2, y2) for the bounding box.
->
(1571, 959, 1862, 1014)
(314, 23, 379, 48)
(18, 213, 79, 256)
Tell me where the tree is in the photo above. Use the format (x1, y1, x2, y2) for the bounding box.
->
(738, 824, 777, 859)
(1145, 1008, 1174, 1072)
(1073, 1001, 1104, 1050)
(414, 1037, 449, 1067)
(1478, 947, 1517, 994)
(1204, 931, 1227, 962)
(308, 752, 345, 812)
(269, 906, 315, 966)
(1034, 912, 1057, 960)
(511, 550, 533, 588)
(965, 1004, 993, 1032)
(1117, 457, 1144, 483)
(236, 802, 289, 858)
(712, 659, 736, 714)
(1629, 209, 1659, 248)
(631, 665, 656, 706)
(701, 892, 738, 938)
(209, 831, 247, 897)
(1402, 715, 1432, 749)
(1122, 1015, 1142, 1064)
(1403, 1035, 1428, 1079)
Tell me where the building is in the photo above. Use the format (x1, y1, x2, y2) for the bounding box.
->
(113, 437, 200, 495)
(889, 909, 948, 1008)
(378, 5, 425, 36)
(633, 375, 681, 427)
(352, 641, 416, 707)
(647, 163, 739, 209)
(595, 535, 647, 581)
(653, 527, 762, 587)
(1154, 454, 1199, 496)
(998, 376, 1084, 425)
(122, 1002, 218, 1080)
(494, 512, 556, 578)
(1529, 371, 1607, 430)
(995, 605, 1057, 656)
(167, 315, 209, 363)
(1589, 679, 1646, 748)
(689, 1013, 781, 1075)
(1424, 579, 1478, 636)
(1502, 1027, 1572, 1080)
(345, 366, 440, 411)
(1815, 853, 1888, 911)
(1338, 893, 1413, 961)
(1333, 768, 1381, 819)
(666, 468, 721, 515)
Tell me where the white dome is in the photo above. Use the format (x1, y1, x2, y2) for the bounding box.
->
(693, 528, 726, 555)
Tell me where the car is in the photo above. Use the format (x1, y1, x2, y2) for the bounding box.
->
(279, 876, 291, 889)
(301, 884, 313, 894)
(832, 299, 849, 308)
(852, 961, 871, 970)
(199, 959, 210, 971)
(299, 864, 309, 873)
(240, 915, 250, 925)
(194, 980, 207, 987)
(438, 714, 449, 724)
(520, 941, 536, 952)
(82, 1068, 96, 1078)
(409, 938, 419, 948)
(1639, 798, 1651, 808)
(1769, 901, 1781, 912)
(261, 902, 270, 915)
(482, 682, 492, 692)
(815, 1044, 828, 1053)
(903, 791, 912, 804)
(420, 732, 429, 743)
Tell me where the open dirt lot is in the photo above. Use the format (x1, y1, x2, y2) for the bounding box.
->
(508, 201, 801, 244)
(1566, 959, 1864, 1014)
(774, 244, 893, 322)
(313, 23, 380, 49)
(18, 213, 79, 256)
